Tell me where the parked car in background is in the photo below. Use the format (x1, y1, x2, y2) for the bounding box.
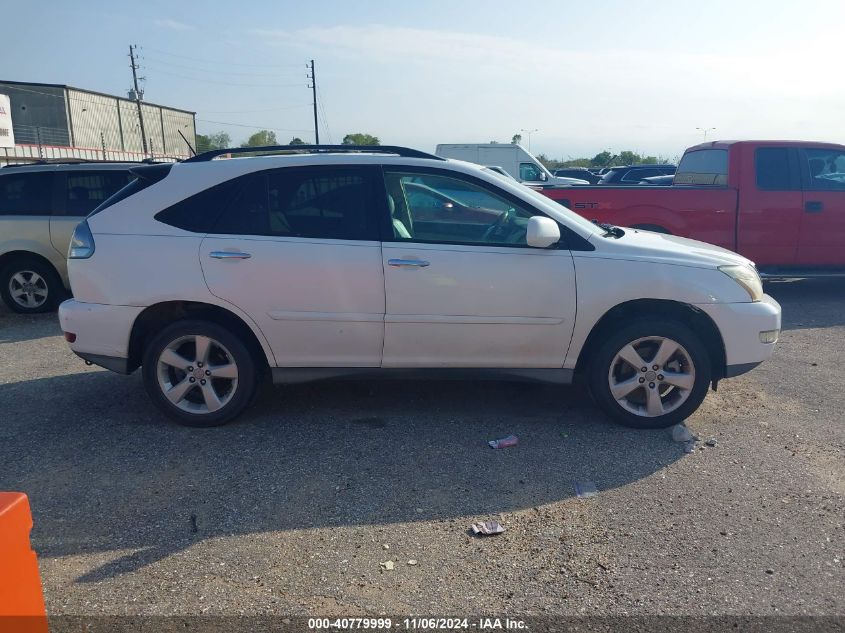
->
(435, 143, 588, 186)
(59, 144, 779, 429)
(539, 140, 845, 275)
(553, 167, 601, 184)
(0, 161, 135, 313)
(639, 174, 675, 185)
(599, 164, 677, 184)
(483, 165, 518, 181)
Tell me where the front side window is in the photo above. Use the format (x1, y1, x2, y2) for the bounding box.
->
(384, 171, 540, 246)
(675, 149, 728, 185)
(804, 148, 845, 190)
(0, 172, 53, 216)
(65, 171, 133, 216)
(519, 162, 543, 181)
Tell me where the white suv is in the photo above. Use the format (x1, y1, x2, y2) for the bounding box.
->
(58, 145, 781, 428)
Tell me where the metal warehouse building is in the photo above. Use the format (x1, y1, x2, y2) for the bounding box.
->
(0, 80, 196, 164)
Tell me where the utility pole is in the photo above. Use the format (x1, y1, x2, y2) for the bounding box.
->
(307, 59, 319, 144)
(129, 45, 149, 156)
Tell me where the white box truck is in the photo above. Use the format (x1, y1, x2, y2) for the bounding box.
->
(434, 143, 588, 186)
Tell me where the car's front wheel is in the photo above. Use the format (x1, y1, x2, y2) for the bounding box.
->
(588, 319, 712, 429)
(142, 320, 257, 427)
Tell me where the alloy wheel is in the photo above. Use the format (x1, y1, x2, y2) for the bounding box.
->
(607, 336, 696, 418)
(156, 335, 239, 415)
(9, 270, 48, 309)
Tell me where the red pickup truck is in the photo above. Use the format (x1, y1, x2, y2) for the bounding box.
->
(541, 140, 845, 274)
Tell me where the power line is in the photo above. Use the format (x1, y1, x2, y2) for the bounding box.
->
(317, 86, 333, 145)
(201, 104, 311, 115)
(144, 65, 307, 88)
(196, 118, 313, 133)
(141, 56, 302, 78)
(142, 46, 303, 69)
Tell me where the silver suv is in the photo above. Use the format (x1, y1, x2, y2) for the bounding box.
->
(0, 161, 134, 313)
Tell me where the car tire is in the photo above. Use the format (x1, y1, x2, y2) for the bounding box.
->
(588, 319, 711, 429)
(142, 320, 257, 427)
(0, 257, 65, 314)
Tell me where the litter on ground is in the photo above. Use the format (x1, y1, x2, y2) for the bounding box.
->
(488, 435, 518, 449)
(574, 481, 599, 499)
(470, 521, 506, 536)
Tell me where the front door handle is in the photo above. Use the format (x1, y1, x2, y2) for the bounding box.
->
(805, 201, 824, 213)
(388, 258, 430, 268)
(209, 251, 252, 259)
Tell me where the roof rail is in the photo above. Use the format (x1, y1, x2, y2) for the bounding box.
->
(2, 157, 170, 168)
(183, 144, 445, 163)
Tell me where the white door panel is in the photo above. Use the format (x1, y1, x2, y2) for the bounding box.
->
(201, 236, 385, 367)
(382, 242, 576, 367)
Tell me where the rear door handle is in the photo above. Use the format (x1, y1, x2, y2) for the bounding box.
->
(388, 259, 430, 268)
(805, 201, 824, 213)
(209, 251, 252, 259)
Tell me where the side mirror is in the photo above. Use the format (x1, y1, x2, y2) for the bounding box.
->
(526, 216, 560, 248)
(540, 172, 548, 181)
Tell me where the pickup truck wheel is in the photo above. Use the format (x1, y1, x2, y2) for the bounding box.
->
(588, 319, 711, 429)
(0, 258, 64, 314)
(142, 320, 257, 427)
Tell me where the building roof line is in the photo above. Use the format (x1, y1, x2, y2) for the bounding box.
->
(0, 79, 196, 115)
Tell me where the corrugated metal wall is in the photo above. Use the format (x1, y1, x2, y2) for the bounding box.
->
(0, 82, 70, 146)
(0, 82, 195, 160)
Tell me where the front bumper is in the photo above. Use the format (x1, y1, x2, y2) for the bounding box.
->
(58, 299, 143, 373)
(697, 294, 782, 371)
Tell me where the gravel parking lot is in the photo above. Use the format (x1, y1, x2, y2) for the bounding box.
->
(1, 280, 843, 620)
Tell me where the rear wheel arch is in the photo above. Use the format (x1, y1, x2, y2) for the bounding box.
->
(0, 250, 65, 284)
(574, 298, 727, 382)
(127, 301, 272, 376)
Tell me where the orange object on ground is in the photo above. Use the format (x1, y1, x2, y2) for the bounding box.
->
(0, 492, 48, 633)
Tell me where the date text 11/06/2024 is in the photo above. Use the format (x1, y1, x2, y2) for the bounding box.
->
(307, 618, 529, 630)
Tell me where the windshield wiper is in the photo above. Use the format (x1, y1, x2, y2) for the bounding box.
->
(591, 219, 625, 238)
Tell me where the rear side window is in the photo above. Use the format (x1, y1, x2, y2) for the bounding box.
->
(160, 167, 380, 241)
(155, 176, 246, 233)
(65, 170, 133, 216)
(0, 172, 53, 216)
(756, 148, 799, 190)
(675, 150, 728, 185)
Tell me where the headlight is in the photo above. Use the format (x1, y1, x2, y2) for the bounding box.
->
(719, 264, 763, 302)
(68, 220, 95, 259)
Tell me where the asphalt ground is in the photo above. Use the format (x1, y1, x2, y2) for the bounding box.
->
(0, 279, 842, 625)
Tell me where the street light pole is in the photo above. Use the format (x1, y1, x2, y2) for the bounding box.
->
(696, 127, 716, 140)
(520, 128, 539, 152)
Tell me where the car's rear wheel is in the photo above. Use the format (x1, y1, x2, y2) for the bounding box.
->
(142, 320, 257, 427)
(0, 257, 65, 314)
(588, 319, 711, 429)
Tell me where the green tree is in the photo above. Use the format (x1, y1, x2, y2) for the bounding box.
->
(195, 131, 231, 152)
(289, 137, 306, 145)
(590, 151, 613, 167)
(342, 133, 380, 146)
(511, 134, 522, 145)
(618, 150, 641, 165)
(241, 130, 278, 147)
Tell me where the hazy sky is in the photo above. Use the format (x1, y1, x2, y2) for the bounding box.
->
(2, 0, 843, 159)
